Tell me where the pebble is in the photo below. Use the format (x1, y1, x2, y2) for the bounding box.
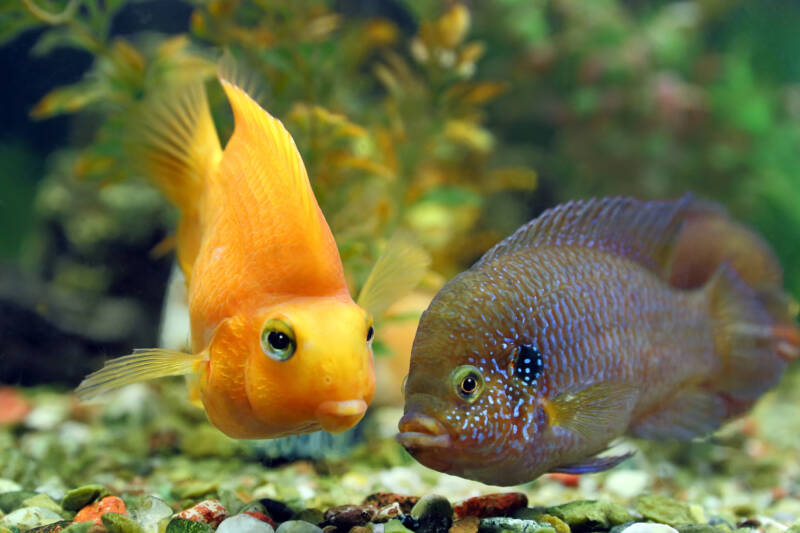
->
(102, 512, 146, 533)
(478, 518, 556, 533)
(324, 505, 377, 529)
(635, 495, 695, 527)
(620, 524, 680, 533)
(128, 495, 174, 533)
(547, 473, 580, 488)
(605, 470, 650, 499)
(26, 521, 72, 532)
(294, 509, 325, 525)
(0, 490, 38, 513)
(676, 525, 726, 533)
(62, 485, 111, 512)
(166, 517, 216, 533)
(449, 517, 479, 533)
(259, 499, 295, 523)
(175, 499, 228, 528)
(548, 500, 632, 529)
(364, 494, 420, 515)
(411, 495, 453, 533)
(0, 506, 64, 530)
(74, 496, 128, 525)
(0, 479, 22, 494)
(217, 514, 276, 533)
(60, 522, 93, 533)
(454, 493, 528, 519)
(245, 512, 278, 528)
(787, 521, 800, 533)
(276, 520, 325, 533)
(0, 387, 31, 425)
(382, 520, 416, 533)
(530, 514, 569, 533)
(22, 493, 63, 514)
(375, 503, 403, 522)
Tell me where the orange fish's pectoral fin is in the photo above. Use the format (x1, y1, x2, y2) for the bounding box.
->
(629, 387, 726, 441)
(75, 349, 204, 401)
(357, 234, 431, 319)
(550, 450, 635, 475)
(544, 382, 638, 443)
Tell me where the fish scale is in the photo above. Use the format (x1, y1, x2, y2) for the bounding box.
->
(399, 195, 798, 485)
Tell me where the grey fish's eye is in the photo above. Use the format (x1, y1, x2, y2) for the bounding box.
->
(451, 365, 485, 402)
(261, 318, 296, 361)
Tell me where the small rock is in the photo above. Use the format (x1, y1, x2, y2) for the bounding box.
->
(260, 500, 294, 523)
(294, 509, 325, 525)
(175, 499, 227, 528)
(450, 517, 479, 533)
(455, 493, 528, 519)
(548, 500, 631, 529)
(217, 514, 275, 533)
(605, 471, 649, 500)
(60, 522, 94, 533)
(324, 505, 376, 530)
(35, 479, 68, 503)
(166, 517, 215, 533)
(22, 494, 62, 514)
(0, 490, 38, 513)
(350, 527, 371, 533)
(0, 387, 31, 425)
(635, 495, 694, 527)
(787, 522, 800, 533)
(62, 485, 111, 512)
(478, 518, 556, 533)
(383, 520, 416, 533)
(128, 495, 173, 533)
(411, 495, 453, 533)
(26, 520, 73, 532)
(364, 494, 419, 515)
(0, 506, 63, 530)
(620, 525, 680, 533)
(0, 480, 22, 494)
(276, 520, 325, 533)
(375, 503, 402, 523)
(245, 512, 277, 528)
(74, 496, 128, 525)
(102, 512, 146, 533)
(546, 473, 580, 488)
(531, 515, 569, 533)
(677, 526, 725, 533)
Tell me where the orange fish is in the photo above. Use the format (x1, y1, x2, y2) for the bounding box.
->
(77, 64, 426, 438)
(398, 196, 798, 485)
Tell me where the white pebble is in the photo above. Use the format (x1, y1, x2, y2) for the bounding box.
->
(217, 514, 275, 533)
(0, 478, 22, 493)
(0, 506, 63, 530)
(605, 469, 650, 499)
(130, 495, 174, 533)
(620, 523, 679, 533)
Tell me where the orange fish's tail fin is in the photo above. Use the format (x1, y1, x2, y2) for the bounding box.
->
(132, 83, 223, 278)
(708, 263, 799, 417)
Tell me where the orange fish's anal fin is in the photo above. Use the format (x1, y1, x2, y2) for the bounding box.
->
(134, 83, 223, 280)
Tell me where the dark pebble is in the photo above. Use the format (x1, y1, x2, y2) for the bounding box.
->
(261, 499, 295, 523)
(364, 493, 420, 515)
(736, 520, 760, 530)
(324, 505, 377, 530)
(411, 495, 453, 533)
(0, 491, 38, 513)
(61, 486, 111, 513)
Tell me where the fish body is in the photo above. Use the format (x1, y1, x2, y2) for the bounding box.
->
(398, 196, 798, 485)
(76, 66, 426, 438)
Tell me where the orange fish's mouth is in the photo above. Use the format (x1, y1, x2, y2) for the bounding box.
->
(315, 400, 368, 433)
(396, 412, 452, 449)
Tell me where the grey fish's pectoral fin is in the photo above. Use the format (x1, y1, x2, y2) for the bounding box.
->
(629, 387, 726, 441)
(550, 450, 635, 474)
(545, 382, 639, 441)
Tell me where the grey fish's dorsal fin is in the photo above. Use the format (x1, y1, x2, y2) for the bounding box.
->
(475, 194, 694, 277)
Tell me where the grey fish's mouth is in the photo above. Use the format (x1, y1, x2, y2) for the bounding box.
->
(396, 412, 452, 449)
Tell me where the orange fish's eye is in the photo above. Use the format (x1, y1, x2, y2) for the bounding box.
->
(450, 365, 485, 402)
(261, 318, 296, 362)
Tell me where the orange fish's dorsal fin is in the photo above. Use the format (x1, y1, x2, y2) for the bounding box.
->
(214, 62, 348, 296)
(475, 194, 694, 278)
(134, 82, 223, 278)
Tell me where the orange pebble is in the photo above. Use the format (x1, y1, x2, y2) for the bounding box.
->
(0, 387, 31, 425)
(547, 472, 580, 487)
(74, 496, 128, 524)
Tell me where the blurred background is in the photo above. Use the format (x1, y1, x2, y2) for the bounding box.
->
(1, 0, 799, 390)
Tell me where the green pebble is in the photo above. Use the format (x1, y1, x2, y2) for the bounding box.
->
(26, 521, 72, 533)
(479, 517, 556, 533)
(165, 518, 216, 533)
(60, 523, 93, 533)
(61, 485, 111, 512)
(22, 494, 62, 514)
(548, 501, 631, 529)
(294, 508, 324, 525)
(175, 481, 219, 500)
(102, 512, 146, 533)
(275, 520, 325, 533)
(411, 495, 453, 520)
(676, 525, 725, 533)
(0, 491, 37, 513)
(0, 526, 12, 533)
(383, 520, 415, 533)
(786, 522, 800, 533)
(635, 495, 694, 527)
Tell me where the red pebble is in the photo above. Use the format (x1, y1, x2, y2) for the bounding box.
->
(246, 512, 277, 528)
(74, 496, 128, 525)
(0, 387, 31, 425)
(363, 493, 419, 514)
(175, 499, 228, 528)
(453, 493, 528, 519)
(547, 473, 580, 487)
